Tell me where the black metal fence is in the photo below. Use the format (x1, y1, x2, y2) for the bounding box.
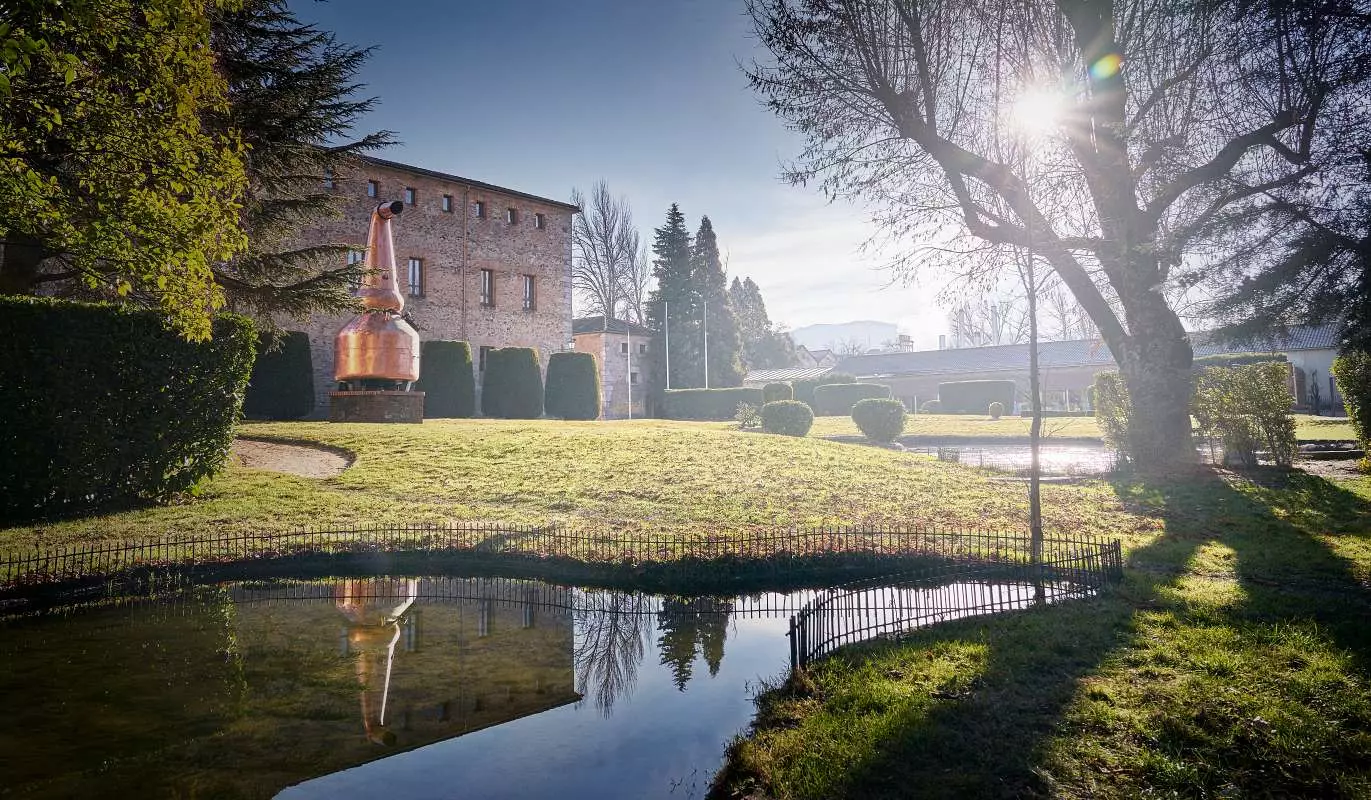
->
(788, 538, 1123, 669)
(1, 522, 1119, 590)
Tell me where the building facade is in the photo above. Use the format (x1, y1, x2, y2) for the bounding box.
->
(289, 156, 578, 416)
(572, 316, 651, 418)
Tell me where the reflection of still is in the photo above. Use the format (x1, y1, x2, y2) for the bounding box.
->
(335, 579, 419, 746)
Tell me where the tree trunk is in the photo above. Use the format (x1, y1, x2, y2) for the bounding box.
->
(1117, 294, 1195, 467)
(0, 233, 49, 295)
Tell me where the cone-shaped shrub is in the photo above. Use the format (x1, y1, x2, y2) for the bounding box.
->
(545, 351, 601, 420)
(762, 400, 813, 436)
(852, 398, 906, 442)
(482, 347, 544, 418)
(763, 382, 793, 403)
(415, 340, 476, 418)
(812, 382, 891, 415)
(242, 330, 314, 420)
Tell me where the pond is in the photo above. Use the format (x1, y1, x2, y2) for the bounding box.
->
(0, 575, 1080, 799)
(910, 442, 1118, 475)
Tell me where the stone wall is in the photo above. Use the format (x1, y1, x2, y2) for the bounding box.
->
(288, 158, 575, 416)
(573, 330, 650, 418)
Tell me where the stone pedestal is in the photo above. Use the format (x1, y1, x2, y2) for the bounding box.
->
(330, 390, 425, 423)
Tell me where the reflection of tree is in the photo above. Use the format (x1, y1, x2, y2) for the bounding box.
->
(656, 597, 734, 690)
(573, 592, 651, 717)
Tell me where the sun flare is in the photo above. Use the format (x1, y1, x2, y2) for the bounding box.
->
(1009, 88, 1064, 138)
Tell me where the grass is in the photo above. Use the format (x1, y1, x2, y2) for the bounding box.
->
(712, 470, 1371, 799)
(0, 419, 1148, 554)
(809, 412, 1357, 442)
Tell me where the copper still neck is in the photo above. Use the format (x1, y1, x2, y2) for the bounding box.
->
(358, 200, 406, 313)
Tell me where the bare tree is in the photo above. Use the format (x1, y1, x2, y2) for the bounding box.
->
(948, 295, 1030, 347)
(573, 591, 651, 718)
(1041, 280, 1099, 341)
(620, 245, 651, 325)
(571, 181, 641, 320)
(747, 0, 1371, 465)
(828, 337, 870, 356)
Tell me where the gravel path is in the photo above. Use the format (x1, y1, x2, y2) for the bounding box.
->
(231, 437, 352, 478)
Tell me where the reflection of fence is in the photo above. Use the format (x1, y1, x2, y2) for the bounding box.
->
(1, 522, 1120, 591)
(788, 539, 1122, 669)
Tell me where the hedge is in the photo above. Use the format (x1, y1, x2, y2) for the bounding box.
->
(663, 388, 764, 420)
(481, 347, 544, 419)
(545, 351, 601, 420)
(937, 380, 1016, 414)
(763, 382, 793, 403)
(793, 372, 853, 406)
(0, 297, 256, 520)
(414, 340, 476, 418)
(242, 330, 314, 420)
(919, 399, 942, 413)
(852, 398, 906, 442)
(761, 400, 814, 436)
(1193, 352, 1288, 370)
(1332, 351, 1370, 452)
(811, 382, 891, 415)
(1192, 362, 1297, 467)
(1094, 372, 1131, 454)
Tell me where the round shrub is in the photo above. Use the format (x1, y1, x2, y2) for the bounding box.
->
(481, 347, 544, 419)
(763, 382, 793, 403)
(919, 399, 942, 413)
(988, 401, 1004, 419)
(812, 382, 891, 415)
(851, 398, 906, 442)
(415, 340, 476, 418)
(761, 400, 814, 436)
(242, 330, 314, 420)
(545, 351, 601, 420)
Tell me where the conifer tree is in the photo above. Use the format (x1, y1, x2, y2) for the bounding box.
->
(691, 216, 744, 387)
(730, 276, 797, 370)
(645, 204, 696, 393)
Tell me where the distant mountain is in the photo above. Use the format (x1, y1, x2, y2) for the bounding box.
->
(789, 320, 899, 352)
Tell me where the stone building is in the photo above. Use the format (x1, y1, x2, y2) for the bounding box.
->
(572, 316, 652, 418)
(289, 155, 578, 416)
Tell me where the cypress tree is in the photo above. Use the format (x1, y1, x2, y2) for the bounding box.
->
(730, 276, 797, 370)
(692, 217, 744, 387)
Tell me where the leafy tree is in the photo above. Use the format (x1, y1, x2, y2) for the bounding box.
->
(0, 0, 248, 340)
(645, 204, 696, 392)
(692, 216, 744, 387)
(209, 0, 394, 327)
(746, 0, 1371, 466)
(730, 276, 797, 369)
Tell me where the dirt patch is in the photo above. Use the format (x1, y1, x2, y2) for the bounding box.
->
(1298, 457, 1369, 481)
(231, 437, 352, 479)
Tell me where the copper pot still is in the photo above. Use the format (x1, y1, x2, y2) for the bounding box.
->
(335, 201, 421, 387)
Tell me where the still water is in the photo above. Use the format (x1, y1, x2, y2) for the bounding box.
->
(0, 576, 1056, 799)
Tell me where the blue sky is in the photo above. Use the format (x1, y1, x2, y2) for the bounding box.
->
(296, 0, 952, 345)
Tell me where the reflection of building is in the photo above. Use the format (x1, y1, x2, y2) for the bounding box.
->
(572, 316, 651, 418)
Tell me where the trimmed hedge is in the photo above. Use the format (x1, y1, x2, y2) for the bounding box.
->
(919, 399, 942, 413)
(852, 398, 906, 442)
(812, 382, 891, 416)
(242, 330, 314, 420)
(1193, 352, 1288, 370)
(761, 400, 814, 436)
(988, 401, 1004, 420)
(415, 340, 476, 418)
(1332, 351, 1370, 452)
(763, 382, 793, 403)
(793, 372, 853, 406)
(481, 347, 544, 419)
(937, 380, 1016, 414)
(0, 297, 256, 520)
(664, 388, 765, 420)
(545, 351, 601, 420)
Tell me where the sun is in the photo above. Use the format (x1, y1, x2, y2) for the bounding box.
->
(1009, 88, 1064, 138)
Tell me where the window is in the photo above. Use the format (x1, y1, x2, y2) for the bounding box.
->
(522, 274, 535, 311)
(620, 342, 629, 355)
(442, 194, 453, 212)
(473, 200, 486, 219)
(534, 213, 545, 229)
(346, 249, 365, 290)
(403, 187, 416, 205)
(479, 345, 492, 372)
(366, 179, 378, 198)
(631, 372, 639, 385)
(407, 257, 424, 297)
(638, 343, 647, 355)
(323, 168, 335, 190)
(506, 207, 518, 224)
(480, 269, 495, 307)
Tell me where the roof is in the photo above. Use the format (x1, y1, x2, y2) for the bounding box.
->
(360, 155, 581, 212)
(808, 349, 834, 360)
(745, 366, 836, 383)
(835, 324, 1339, 379)
(572, 316, 653, 337)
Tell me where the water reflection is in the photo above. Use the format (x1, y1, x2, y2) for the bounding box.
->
(658, 597, 734, 688)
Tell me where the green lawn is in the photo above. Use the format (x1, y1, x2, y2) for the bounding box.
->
(809, 412, 1357, 442)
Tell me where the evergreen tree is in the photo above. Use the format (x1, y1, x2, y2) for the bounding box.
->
(645, 204, 696, 394)
(656, 598, 700, 691)
(691, 216, 744, 387)
(730, 276, 798, 370)
(210, 0, 394, 329)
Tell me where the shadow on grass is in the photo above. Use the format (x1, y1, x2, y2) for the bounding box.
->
(714, 467, 1371, 799)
